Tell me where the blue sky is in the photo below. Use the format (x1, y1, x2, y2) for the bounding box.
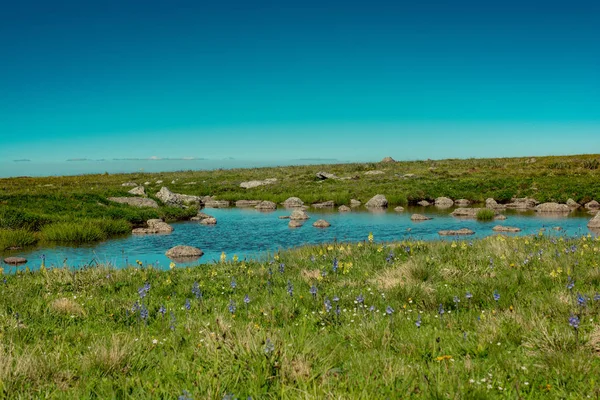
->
(0, 0, 599, 165)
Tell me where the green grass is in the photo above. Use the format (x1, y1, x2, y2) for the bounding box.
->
(0, 228, 38, 250)
(476, 208, 496, 221)
(1, 234, 599, 398)
(40, 219, 131, 244)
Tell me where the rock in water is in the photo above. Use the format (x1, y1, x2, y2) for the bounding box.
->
(585, 200, 600, 210)
(312, 201, 335, 208)
(535, 202, 570, 213)
(132, 219, 173, 234)
(567, 198, 580, 208)
(338, 205, 351, 212)
(235, 200, 262, 207)
(434, 197, 454, 208)
(166, 246, 203, 259)
(350, 199, 361, 207)
(394, 206, 405, 212)
(417, 200, 431, 207)
(588, 213, 600, 229)
(290, 210, 310, 220)
(411, 214, 431, 221)
(255, 201, 277, 210)
(438, 228, 474, 236)
(454, 199, 471, 207)
(3, 257, 27, 265)
(492, 226, 521, 232)
(313, 219, 331, 228)
(288, 220, 303, 228)
(365, 194, 388, 208)
(199, 217, 217, 225)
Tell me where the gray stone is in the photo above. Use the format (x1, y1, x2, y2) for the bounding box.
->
(166, 245, 203, 259)
(282, 197, 304, 208)
(381, 156, 395, 163)
(312, 200, 335, 208)
(567, 198, 580, 208)
(190, 212, 213, 221)
(313, 219, 331, 228)
(485, 198, 506, 209)
(338, 205, 351, 212)
(350, 199, 361, 207)
(394, 206, 405, 212)
(454, 199, 471, 207)
(240, 178, 278, 189)
(4, 257, 27, 265)
(121, 182, 138, 187)
(506, 198, 538, 210)
(199, 217, 217, 225)
(255, 201, 277, 210)
(417, 200, 431, 207)
(288, 220, 303, 228)
(316, 172, 338, 180)
(156, 187, 182, 207)
(132, 219, 173, 234)
(204, 199, 230, 208)
(492, 226, 521, 233)
(365, 194, 388, 208)
(279, 215, 290, 219)
(402, 174, 416, 179)
(434, 197, 454, 208)
(535, 202, 570, 213)
(588, 213, 600, 229)
(108, 197, 159, 208)
(235, 200, 262, 208)
(411, 214, 431, 221)
(585, 200, 600, 210)
(290, 210, 310, 220)
(438, 228, 474, 236)
(128, 186, 146, 196)
(494, 215, 507, 220)
(364, 170, 384, 175)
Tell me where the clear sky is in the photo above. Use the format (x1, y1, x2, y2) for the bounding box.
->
(1, 0, 599, 166)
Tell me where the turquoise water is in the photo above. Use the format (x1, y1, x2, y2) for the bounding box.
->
(2, 207, 596, 272)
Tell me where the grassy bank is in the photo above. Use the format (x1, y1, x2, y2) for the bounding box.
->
(1, 154, 599, 247)
(1, 234, 599, 398)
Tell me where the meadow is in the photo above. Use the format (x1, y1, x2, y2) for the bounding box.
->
(1, 233, 599, 398)
(1, 154, 599, 250)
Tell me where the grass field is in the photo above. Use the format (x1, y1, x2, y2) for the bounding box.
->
(1, 154, 599, 247)
(1, 233, 599, 398)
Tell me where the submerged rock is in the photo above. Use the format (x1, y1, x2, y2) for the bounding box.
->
(492, 226, 521, 233)
(132, 219, 173, 234)
(199, 217, 217, 225)
(313, 219, 331, 228)
(3, 257, 27, 265)
(438, 228, 474, 236)
(166, 245, 203, 260)
(108, 197, 159, 208)
(365, 194, 388, 208)
(190, 212, 213, 221)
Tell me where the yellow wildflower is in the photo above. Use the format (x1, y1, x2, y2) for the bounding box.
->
(220, 252, 226, 263)
(451, 242, 457, 248)
(357, 242, 363, 248)
(377, 246, 383, 253)
(233, 254, 239, 262)
(327, 245, 334, 251)
(435, 355, 453, 362)
(274, 254, 279, 261)
(169, 262, 176, 270)
(368, 232, 374, 243)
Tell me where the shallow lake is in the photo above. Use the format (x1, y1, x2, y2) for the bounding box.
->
(2, 206, 597, 272)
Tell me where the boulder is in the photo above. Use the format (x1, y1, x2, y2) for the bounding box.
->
(350, 199, 362, 207)
(240, 178, 278, 189)
(434, 197, 454, 208)
(108, 197, 159, 208)
(166, 245, 203, 259)
(199, 217, 217, 225)
(381, 156, 396, 163)
(282, 197, 304, 208)
(204, 199, 230, 208)
(394, 206, 405, 212)
(585, 200, 600, 210)
(313, 219, 331, 228)
(492, 226, 521, 233)
(364, 170, 384, 175)
(411, 214, 431, 221)
(290, 210, 310, 220)
(235, 200, 262, 208)
(454, 199, 471, 207)
(588, 213, 600, 229)
(155, 187, 182, 207)
(338, 205, 351, 212)
(312, 201, 335, 209)
(365, 194, 388, 208)
(438, 228, 474, 236)
(128, 186, 146, 196)
(289, 220, 303, 228)
(417, 200, 431, 207)
(567, 199, 580, 208)
(190, 212, 213, 221)
(121, 182, 138, 187)
(132, 219, 173, 234)
(535, 202, 570, 213)
(485, 198, 506, 209)
(316, 172, 338, 180)
(3, 257, 27, 265)
(506, 198, 538, 210)
(255, 201, 277, 210)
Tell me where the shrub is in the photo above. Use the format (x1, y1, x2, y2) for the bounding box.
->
(476, 208, 495, 221)
(0, 228, 38, 250)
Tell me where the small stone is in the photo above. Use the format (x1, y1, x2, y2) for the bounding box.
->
(350, 199, 361, 207)
(121, 182, 138, 187)
(166, 245, 203, 259)
(199, 217, 217, 225)
(128, 186, 146, 196)
(365, 194, 388, 208)
(338, 205, 351, 212)
(313, 219, 331, 228)
(454, 199, 471, 207)
(290, 210, 310, 220)
(394, 206, 405, 212)
(492, 226, 521, 233)
(312, 201, 335, 208)
(417, 200, 431, 207)
(282, 197, 304, 208)
(255, 201, 277, 210)
(288, 220, 303, 228)
(411, 214, 431, 221)
(3, 257, 27, 265)
(434, 197, 454, 208)
(438, 228, 474, 236)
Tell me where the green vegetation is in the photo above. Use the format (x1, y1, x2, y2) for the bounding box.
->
(0, 154, 599, 247)
(40, 218, 131, 244)
(0, 228, 37, 250)
(476, 208, 496, 221)
(1, 234, 599, 398)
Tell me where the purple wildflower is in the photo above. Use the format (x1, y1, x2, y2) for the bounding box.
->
(228, 299, 236, 314)
(286, 280, 293, 297)
(310, 285, 317, 299)
(569, 314, 580, 329)
(244, 294, 250, 304)
(386, 306, 394, 315)
(415, 314, 422, 328)
(493, 290, 500, 302)
(185, 299, 191, 311)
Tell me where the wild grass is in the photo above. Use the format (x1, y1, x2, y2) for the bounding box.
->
(1, 234, 599, 398)
(0, 228, 38, 250)
(476, 208, 496, 221)
(40, 219, 130, 243)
